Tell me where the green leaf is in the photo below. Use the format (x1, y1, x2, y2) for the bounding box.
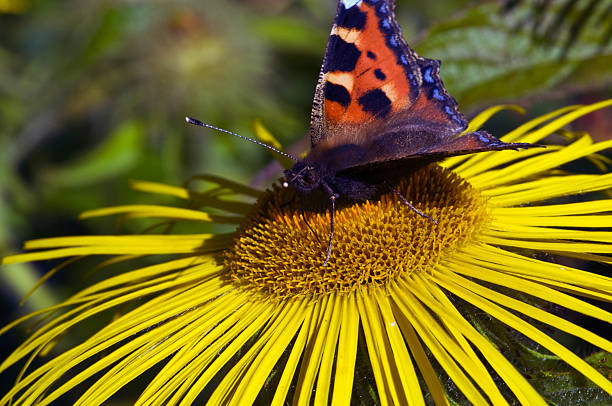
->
(41, 120, 144, 188)
(530, 367, 612, 406)
(414, 3, 612, 111)
(585, 351, 612, 370)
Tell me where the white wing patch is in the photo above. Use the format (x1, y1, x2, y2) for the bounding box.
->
(341, 0, 362, 8)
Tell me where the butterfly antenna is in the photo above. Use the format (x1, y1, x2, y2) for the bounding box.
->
(186, 116, 298, 162)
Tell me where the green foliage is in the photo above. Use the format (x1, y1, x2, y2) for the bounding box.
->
(41, 120, 144, 188)
(416, 1, 612, 109)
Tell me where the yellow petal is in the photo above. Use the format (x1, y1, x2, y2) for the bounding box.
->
(374, 289, 425, 406)
(446, 104, 580, 172)
(271, 302, 316, 406)
(399, 278, 510, 405)
(405, 271, 547, 406)
(433, 270, 612, 398)
(294, 295, 333, 406)
(179, 298, 278, 405)
(512, 100, 612, 144)
(315, 294, 342, 406)
(129, 180, 190, 199)
(253, 119, 294, 169)
(492, 200, 612, 216)
(472, 139, 612, 190)
(331, 292, 360, 406)
(356, 289, 393, 406)
(441, 263, 612, 354)
(456, 245, 612, 293)
(391, 282, 491, 405)
(217, 299, 308, 406)
(486, 173, 612, 207)
(466, 105, 526, 133)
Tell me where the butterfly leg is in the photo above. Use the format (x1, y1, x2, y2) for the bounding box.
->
(321, 182, 339, 267)
(280, 192, 322, 244)
(385, 181, 438, 224)
(300, 194, 322, 245)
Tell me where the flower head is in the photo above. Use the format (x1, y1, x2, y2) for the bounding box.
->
(229, 164, 488, 298)
(2, 100, 612, 405)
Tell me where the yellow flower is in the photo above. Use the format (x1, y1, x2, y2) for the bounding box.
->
(2, 100, 612, 405)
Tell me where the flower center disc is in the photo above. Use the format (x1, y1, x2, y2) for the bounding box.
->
(226, 164, 489, 299)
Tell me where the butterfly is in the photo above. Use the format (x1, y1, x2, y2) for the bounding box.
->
(188, 0, 536, 265)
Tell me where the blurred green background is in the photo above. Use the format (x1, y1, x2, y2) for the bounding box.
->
(0, 0, 611, 402)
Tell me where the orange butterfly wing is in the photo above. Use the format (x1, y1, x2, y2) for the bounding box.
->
(306, 0, 534, 174)
(310, 0, 466, 149)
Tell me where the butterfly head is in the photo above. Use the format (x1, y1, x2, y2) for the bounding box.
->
(283, 161, 322, 193)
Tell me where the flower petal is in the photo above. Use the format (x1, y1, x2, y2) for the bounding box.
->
(356, 289, 396, 406)
(432, 270, 612, 398)
(3, 234, 232, 263)
(391, 282, 492, 405)
(458, 245, 612, 295)
(129, 181, 191, 199)
(314, 294, 343, 406)
(493, 200, 612, 216)
(394, 316, 449, 406)
(472, 139, 612, 190)
(293, 295, 334, 406)
(441, 261, 612, 354)
(374, 289, 425, 406)
(466, 105, 526, 133)
(486, 173, 612, 207)
(446, 105, 580, 172)
(331, 292, 360, 406)
(216, 298, 308, 406)
(513, 100, 612, 144)
(178, 296, 279, 404)
(271, 302, 316, 406)
(80, 204, 243, 223)
(407, 273, 547, 405)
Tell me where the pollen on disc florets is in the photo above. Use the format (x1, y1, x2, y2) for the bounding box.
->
(225, 164, 490, 299)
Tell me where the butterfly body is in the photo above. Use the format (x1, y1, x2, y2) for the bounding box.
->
(188, 0, 537, 265)
(284, 0, 533, 205)
(284, 136, 435, 202)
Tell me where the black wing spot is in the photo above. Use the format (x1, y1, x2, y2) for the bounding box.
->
(367, 51, 376, 59)
(358, 89, 391, 118)
(324, 82, 351, 107)
(374, 69, 386, 81)
(323, 35, 361, 73)
(335, 4, 367, 30)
